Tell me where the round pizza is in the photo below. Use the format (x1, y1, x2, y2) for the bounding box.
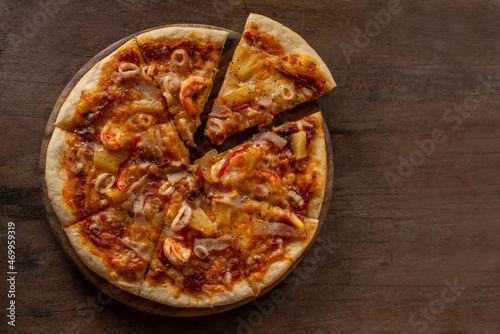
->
(45, 14, 335, 308)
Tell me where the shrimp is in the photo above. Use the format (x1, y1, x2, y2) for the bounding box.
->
(179, 76, 210, 116)
(163, 238, 191, 266)
(100, 123, 125, 150)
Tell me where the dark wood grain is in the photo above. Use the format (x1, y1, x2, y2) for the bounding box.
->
(2, 0, 500, 333)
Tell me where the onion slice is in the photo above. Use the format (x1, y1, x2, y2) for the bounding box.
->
(95, 173, 115, 194)
(253, 132, 287, 149)
(167, 170, 190, 184)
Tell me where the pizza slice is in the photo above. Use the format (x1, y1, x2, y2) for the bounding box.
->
(46, 124, 190, 226)
(56, 39, 173, 153)
(223, 200, 319, 295)
(140, 169, 255, 307)
(198, 112, 327, 220)
(140, 225, 254, 307)
(205, 14, 335, 145)
(136, 27, 228, 147)
(46, 128, 121, 226)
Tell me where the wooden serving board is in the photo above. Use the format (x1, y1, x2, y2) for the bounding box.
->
(39, 24, 334, 316)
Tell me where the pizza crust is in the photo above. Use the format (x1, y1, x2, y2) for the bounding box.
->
(45, 127, 77, 226)
(135, 26, 228, 46)
(246, 258, 293, 294)
(64, 224, 142, 295)
(285, 217, 319, 261)
(246, 13, 336, 91)
(55, 39, 141, 131)
(304, 112, 328, 219)
(140, 279, 255, 308)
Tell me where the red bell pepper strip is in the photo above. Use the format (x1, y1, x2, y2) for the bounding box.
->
(218, 148, 247, 179)
(128, 135, 141, 156)
(114, 162, 128, 192)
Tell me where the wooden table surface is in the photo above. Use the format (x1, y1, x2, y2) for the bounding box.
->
(1, 1, 499, 333)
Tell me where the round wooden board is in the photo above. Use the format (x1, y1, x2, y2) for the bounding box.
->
(39, 24, 334, 317)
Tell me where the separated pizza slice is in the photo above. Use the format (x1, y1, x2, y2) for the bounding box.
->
(136, 27, 228, 147)
(198, 112, 327, 220)
(46, 123, 190, 226)
(205, 14, 335, 145)
(218, 200, 319, 295)
(56, 38, 172, 153)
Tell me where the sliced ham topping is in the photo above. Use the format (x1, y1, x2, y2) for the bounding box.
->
(252, 222, 306, 239)
(193, 235, 239, 259)
(164, 227, 185, 241)
(133, 195, 145, 215)
(125, 175, 147, 202)
(256, 96, 272, 108)
(141, 132, 162, 158)
(211, 105, 231, 117)
(154, 127, 163, 150)
(212, 196, 246, 208)
(120, 237, 153, 260)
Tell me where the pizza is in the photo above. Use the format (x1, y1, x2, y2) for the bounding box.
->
(204, 13, 336, 145)
(45, 16, 334, 308)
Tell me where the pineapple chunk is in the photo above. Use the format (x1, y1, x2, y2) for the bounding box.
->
(245, 146, 262, 171)
(194, 148, 218, 170)
(93, 148, 126, 173)
(290, 131, 307, 160)
(289, 212, 305, 229)
(189, 208, 217, 236)
(214, 204, 233, 227)
(231, 45, 263, 80)
(105, 188, 127, 202)
(222, 85, 255, 106)
(132, 100, 163, 112)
